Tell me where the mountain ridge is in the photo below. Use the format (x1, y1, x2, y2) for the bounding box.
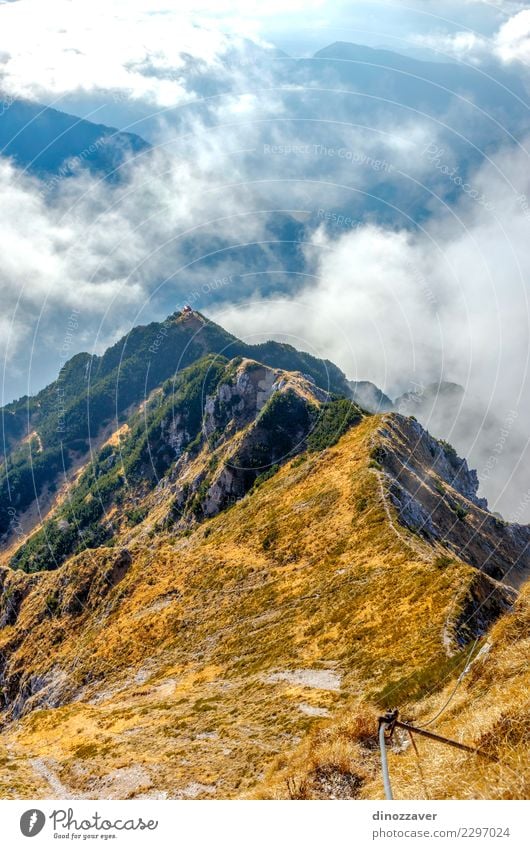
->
(0, 310, 350, 546)
(0, 407, 527, 799)
(0, 311, 528, 800)
(0, 95, 150, 179)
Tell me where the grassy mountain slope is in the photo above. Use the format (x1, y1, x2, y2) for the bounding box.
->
(0, 408, 526, 799)
(261, 579, 530, 800)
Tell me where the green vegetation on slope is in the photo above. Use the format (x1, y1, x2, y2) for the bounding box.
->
(0, 313, 350, 538)
(307, 398, 363, 452)
(9, 355, 228, 573)
(9, 365, 364, 573)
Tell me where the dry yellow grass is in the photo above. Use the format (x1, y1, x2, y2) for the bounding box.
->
(0, 414, 527, 799)
(258, 583, 530, 800)
(0, 739, 51, 799)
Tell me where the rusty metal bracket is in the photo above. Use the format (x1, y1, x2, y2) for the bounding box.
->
(378, 708, 496, 761)
(378, 709, 399, 741)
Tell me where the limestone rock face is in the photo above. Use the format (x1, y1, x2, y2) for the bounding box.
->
(176, 359, 329, 521)
(374, 414, 530, 584)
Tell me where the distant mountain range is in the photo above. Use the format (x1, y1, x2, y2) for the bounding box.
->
(312, 41, 529, 118)
(2, 40, 526, 185)
(0, 94, 149, 179)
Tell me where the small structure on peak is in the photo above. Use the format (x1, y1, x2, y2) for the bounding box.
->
(182, 304, 193, 315)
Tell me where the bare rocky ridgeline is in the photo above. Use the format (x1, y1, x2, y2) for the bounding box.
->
(374, 414, 530, 587)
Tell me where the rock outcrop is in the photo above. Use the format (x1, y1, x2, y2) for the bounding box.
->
(374, 414, 530, 585)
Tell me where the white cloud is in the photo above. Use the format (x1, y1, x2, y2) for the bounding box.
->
(2, 0, 525, 115)
(495, 8, 530, 64)
(0, 97, 288, 382)
(1, 0, 529, 516)
(411, 7, 530, 68)
(410, 31, 489, 64)
(217, 138, 530, 403)
(213, 139, 530, 517)
(0, 0, 260, 105)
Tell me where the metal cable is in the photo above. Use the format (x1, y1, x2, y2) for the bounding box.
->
(416, 637, 480, 729)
